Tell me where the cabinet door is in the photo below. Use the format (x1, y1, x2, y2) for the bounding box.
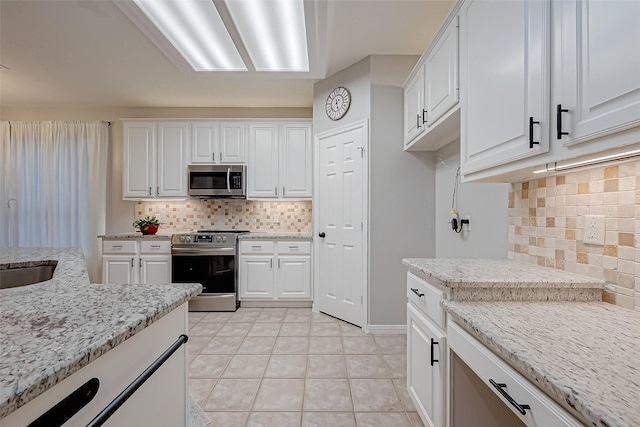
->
(220, 122, 246, 164)
(140, 255, 171, 284)
(190, 122, 219, 164)
(407, 303, 446, 427)
(103, 255, 134, 285)
(248, 124, 279, 198)
(277, 255, 311, 299)
(239, 255, 275, 299)
(554, 0, 640, 146)
(404, 64, 426, 146)
(123, 122, 154, 198)
(425, 17, 459, 126)
(280, 123, 312, 199)
(157, 122, 189, 197)
(460, 0, 550, 175)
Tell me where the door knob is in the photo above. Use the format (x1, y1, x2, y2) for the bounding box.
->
(318, 232, 326, 238)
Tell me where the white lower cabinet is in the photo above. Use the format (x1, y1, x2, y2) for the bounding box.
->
(239, 240, 311, 301)
(102, 239, 171, 284)
(408, 303, 446, 427)
(3, 304, 188, 427)
(407, 273, 447, 427)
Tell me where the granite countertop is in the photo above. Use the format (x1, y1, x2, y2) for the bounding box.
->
(0, 248, 202, 419)
(239, 232, 313, 240)
(99, 233, 172, 240)
(442, 301, 639, 427)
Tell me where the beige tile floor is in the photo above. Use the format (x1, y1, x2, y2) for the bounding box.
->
(187, 307, 425, 427)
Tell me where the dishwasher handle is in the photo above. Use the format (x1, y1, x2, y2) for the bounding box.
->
(86, 334, 189, 427)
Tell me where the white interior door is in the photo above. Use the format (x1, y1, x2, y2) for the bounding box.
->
(316, 123, 366, 327)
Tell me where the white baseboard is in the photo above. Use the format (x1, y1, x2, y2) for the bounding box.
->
(240, 300, 313, 308)
(366, 324, 407, 335)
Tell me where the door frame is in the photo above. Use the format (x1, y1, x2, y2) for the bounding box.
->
(312, 119, 369, 330)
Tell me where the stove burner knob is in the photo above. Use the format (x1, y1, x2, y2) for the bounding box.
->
(215, 235, 222, 243)
(179, 236, 186, 242)
(222, 236, 228, 243)
(186, 236, 191, 242)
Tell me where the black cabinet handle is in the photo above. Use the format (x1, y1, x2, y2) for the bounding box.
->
(86, 334, 189, 427)
(489, 379, 531, 415)
(556, 104, 569, 140)
(28, 378, 100, 427)
(410, 288, 424, 298)
(430, 338, 439, 366)
(422, 109, 428, 124)
(529, 117, 540, 148)
(318, 232, 326, 238)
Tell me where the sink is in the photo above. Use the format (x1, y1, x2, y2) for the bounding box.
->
(0, 263, 57, 289)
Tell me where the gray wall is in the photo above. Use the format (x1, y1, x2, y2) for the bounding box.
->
(313, 55, 436, 328)
(434, 142, 508, 258)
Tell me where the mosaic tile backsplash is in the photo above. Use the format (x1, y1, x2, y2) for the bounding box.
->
(136, 200, 312, 234)
(508, 160, 640, 311)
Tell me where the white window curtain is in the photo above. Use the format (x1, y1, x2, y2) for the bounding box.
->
(4, 121, 108, 282)
(0, 121, 10, 247)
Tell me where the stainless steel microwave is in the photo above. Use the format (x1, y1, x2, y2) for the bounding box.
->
(188, 164, 247, 198)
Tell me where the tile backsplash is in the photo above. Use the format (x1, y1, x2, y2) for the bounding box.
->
(136, 200, 312, 234)
(508, 160, 640, 311)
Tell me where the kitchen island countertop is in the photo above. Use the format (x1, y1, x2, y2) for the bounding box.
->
(442, 300, 640, 427)
(0, 248, 201, 419)
(98, 233, 172, 240)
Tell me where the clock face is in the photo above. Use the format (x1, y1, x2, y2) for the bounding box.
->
(326, 87, 351, 121)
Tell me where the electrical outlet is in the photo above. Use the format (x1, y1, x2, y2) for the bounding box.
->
(272, 214, 280, 224)
(583, 215, 605, 245)
(464, 215, 471, 232)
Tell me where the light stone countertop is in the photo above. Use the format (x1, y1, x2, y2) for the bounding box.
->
(402, 259, 604, 302)
(239, 232, 313, 240)
(98, 233, 172, 240)
(0, 248, 202, 419)
(442, 301, 639, 427)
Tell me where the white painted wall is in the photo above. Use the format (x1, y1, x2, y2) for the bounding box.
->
(434, 141, 508, 258)
(313, 55, 436, 328)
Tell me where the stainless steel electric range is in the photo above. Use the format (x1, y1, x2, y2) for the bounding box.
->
(171, 230, 249, 311)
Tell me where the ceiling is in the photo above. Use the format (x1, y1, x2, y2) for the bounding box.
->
(0, 0, 454, 109)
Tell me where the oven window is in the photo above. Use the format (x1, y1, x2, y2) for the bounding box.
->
(172, 255, 235, 293)
(190, 172, 227, 190)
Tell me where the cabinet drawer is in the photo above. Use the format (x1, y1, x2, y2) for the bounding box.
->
(102, 240, 136, 254)
(240, 241, 275, 254)
(140, 240, 171, 254)
(407, 272, 445, 329)
(276, 241, 311, 255)
(448, 322, 584, 427)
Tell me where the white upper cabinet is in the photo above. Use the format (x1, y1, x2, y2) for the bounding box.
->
(459, 0, 550, 175)
(190, 121, 246, 164)
(404, 64, 426, 146)
(157, 122, 189, 197)
(123, 122, 155, 198)
(280, 123, 312, 198)
(123, 121, 188, 199)
(219, 122, 246, 164)
(190, 122, 219, 164)
(425, 16, 459, 126)
(553, 0, 640, 147)
(248, 123, 280, 198)
(248, 121, 312, 199)
(404, 13, 460, 151)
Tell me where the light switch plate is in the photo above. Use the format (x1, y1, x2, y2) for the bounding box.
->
(583, 215, 605, 245)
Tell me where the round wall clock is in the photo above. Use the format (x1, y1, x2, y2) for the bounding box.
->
(325, 86, 351, 121)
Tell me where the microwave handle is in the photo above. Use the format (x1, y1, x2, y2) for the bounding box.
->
(226, 167, 231, 193)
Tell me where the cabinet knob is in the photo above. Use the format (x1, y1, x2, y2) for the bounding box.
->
(318, 232, 326, 238)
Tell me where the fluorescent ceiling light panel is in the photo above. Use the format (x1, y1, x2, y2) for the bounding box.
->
(133, 0, 246, 71)
(225, 0, 309, 72)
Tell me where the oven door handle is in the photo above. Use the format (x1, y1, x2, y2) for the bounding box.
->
(171, 247, 236, 256)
